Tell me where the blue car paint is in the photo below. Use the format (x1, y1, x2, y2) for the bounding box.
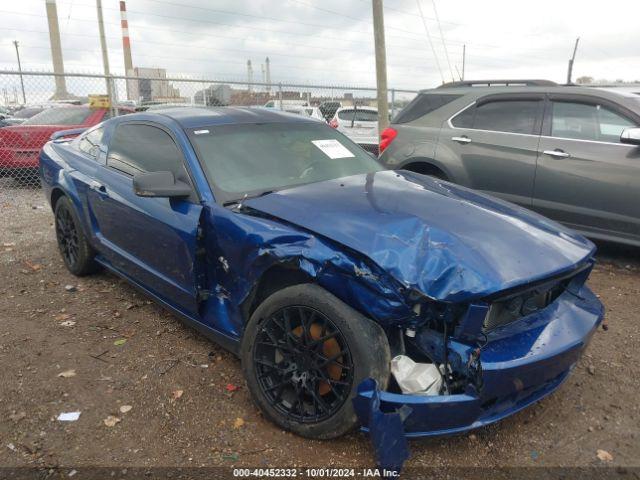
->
(39, 107, 604, 439)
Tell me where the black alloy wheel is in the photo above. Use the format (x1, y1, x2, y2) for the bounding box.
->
(253, 305, 354, 423)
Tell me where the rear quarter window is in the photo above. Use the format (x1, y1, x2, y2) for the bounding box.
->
(393, 93, 462, 124)
(337, 109, 378, 122)
(22, 107, 92, 126)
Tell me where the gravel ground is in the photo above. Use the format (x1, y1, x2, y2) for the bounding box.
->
(0, 186, 639, 471)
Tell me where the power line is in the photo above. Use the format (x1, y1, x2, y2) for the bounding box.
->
(4, 2, 559, 58)
(430, 0, 454, 82)
(415, 0, 444, 83)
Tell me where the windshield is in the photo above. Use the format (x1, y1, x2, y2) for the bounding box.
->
(23, 107, 92, 126)
(189, 122, 383, 203)
(13, 107, 44, 119)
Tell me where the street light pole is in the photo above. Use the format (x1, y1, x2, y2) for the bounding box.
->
(13, 40, 26, 105)
(372, 0, 389, 134)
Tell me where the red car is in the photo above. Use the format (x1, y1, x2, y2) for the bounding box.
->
(0, 105, 131, 182)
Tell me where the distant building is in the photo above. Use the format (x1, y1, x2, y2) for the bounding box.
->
(194, 84, 232, 106)
(127, 67, 185, 103)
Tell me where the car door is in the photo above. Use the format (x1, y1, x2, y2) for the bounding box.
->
(533, 95, 640, 243)
(87, 121, 203, 316)
(436, 94, 544, 206)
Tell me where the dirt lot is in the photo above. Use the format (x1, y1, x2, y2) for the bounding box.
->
(1, 186, 639, 472)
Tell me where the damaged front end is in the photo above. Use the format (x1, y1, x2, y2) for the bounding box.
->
(353, 264, 604, 437)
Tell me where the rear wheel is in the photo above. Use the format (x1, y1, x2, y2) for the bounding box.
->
(54, 196, 99, 276)
(241, 284, 390, 439)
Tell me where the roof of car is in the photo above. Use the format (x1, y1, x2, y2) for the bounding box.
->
(138, 106, 318, 129)
(420, 84, 639, 103)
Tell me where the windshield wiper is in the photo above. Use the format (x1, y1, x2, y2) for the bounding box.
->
(223, 190, 274, 209)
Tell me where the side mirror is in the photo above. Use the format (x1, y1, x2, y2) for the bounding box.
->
(133, 171, 192, 198)
(620, 127, 640, 146)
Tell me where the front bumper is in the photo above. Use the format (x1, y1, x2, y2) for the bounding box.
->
(353, 284, 604, 437)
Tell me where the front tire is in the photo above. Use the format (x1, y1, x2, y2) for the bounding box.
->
(54, 196, 99, 276)
(241, 284, 390, 439)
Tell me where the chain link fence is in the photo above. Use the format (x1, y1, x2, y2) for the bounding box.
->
(0, 70, 417, 206)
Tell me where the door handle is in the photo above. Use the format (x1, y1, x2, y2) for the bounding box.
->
(89, 181, 107, 194)
(543, 149, 570, 159)
(452, 136, 471, 144)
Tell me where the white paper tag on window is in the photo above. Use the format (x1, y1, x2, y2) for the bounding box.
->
(311, 139, 355, 159)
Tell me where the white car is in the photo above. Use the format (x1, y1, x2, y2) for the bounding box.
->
(329, 106, 379, 155)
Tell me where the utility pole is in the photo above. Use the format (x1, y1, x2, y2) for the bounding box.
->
(566, 37, 580, 85)
(13, 40, 26, 104)
(461, 44, 466, 81)
(372, 0, 389, 133)
(96, 0, 115, 115)
(45, 0, 69, 99)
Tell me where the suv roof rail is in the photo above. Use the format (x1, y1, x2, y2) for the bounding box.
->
(437, 79, 558, 88)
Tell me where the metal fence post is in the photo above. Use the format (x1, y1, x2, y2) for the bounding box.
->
(278, 82, 283, 110)
(390, 88, 395, 117)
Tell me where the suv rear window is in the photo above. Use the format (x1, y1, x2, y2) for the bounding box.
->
(393, 93, 462, 124)
(337, 109, 378, 122)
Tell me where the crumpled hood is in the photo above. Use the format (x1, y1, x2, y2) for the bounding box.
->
(244, 170, 595, 302)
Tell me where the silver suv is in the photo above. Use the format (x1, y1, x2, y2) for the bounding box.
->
(379, 80, 640, 247)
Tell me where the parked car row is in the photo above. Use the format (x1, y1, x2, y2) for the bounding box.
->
(0, 104, 134, 182)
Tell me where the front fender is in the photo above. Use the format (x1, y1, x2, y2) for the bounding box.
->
(200, 205, 416, 337)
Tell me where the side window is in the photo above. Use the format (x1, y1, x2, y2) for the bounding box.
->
(473, 101, 540, 134)
(78, 127, 104, 159)
(107, 124, 188, 179)
(551, 102, 635, 142)
(394, 93, 462, 124)
(451, 104, 475, 128)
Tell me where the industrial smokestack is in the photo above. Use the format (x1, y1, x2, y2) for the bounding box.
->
(45, 0, 69, 99)
(120, 1, 134, 99)
(247, 60, 253, 93)
(265, 57, 271, 93)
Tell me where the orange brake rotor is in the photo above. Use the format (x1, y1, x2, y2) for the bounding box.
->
(292, 323, 342, 396)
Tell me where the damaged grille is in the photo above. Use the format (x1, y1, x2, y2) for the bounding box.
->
(483, 279, 569, 331)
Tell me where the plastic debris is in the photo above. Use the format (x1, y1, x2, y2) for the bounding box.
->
(390, 355, 442, 395)
(57, 411, 81, 422)
(60, 320, 76, 327)
(233, 417, 245, 429)
(119, 405, 132, 414)
(113, 339, 127, 346)
(596, 449, 613, 462)
(225, 383, 239, 392)
(9, 411, 26, 422)
(57, 369, 76, 378)
(172, 389, 184, 400)
(103, 415, 121, 427)
(64, 285, 77, 292)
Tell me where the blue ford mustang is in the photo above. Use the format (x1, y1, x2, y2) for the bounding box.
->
(39, 107, 603, 439)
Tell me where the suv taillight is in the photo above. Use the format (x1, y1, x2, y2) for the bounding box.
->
(329, 118, 338, 128)
(379, 127, 397, 153)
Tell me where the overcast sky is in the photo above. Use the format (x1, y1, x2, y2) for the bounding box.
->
(0, 0, 639, 90)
